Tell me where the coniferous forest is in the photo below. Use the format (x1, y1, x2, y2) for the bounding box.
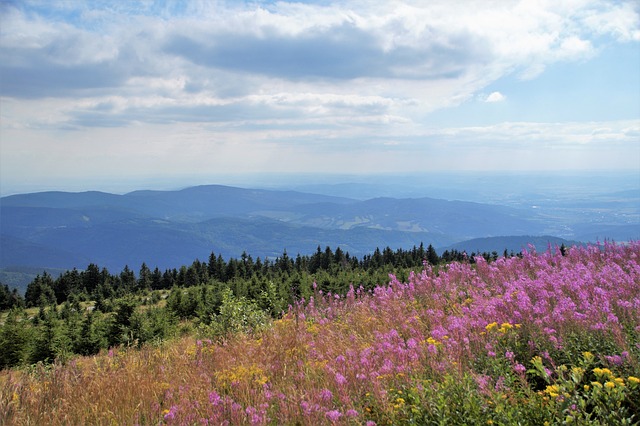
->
(1, 243, 472, 370)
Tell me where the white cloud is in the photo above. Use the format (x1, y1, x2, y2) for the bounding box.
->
(485, 92, 506, 103)
(0, 0, 639, 191)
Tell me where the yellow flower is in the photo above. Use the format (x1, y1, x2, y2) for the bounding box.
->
(593, 367, 613, 378)
(628, 376, 640, 384)
(614, 378, 625, 387)
(485, 322, 498, 332)
(500, 322, 513, 330)
(583, 385, 590, 391)
(591, 382, 603, 388)
(545, 385, 560, 398)
(426, 337, 440, 346)
(605, 381, 616, 389)
(582, 351, 594, 362)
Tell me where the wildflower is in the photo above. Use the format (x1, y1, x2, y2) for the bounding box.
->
(209, 391, 221, 406)
(545, 385, 560, 398)
(485, 322, 498, 332)
(593, 367, 613, 378)
(164, 406, 177, 421)
(513, 363, 526, 374)
(346, 409, 358, 418)
(584, 385, 590, 391)
(499, 323, 513, 333)
(604, 354, 623, 365)
(614, 377, 625, 387)
(366, 422, 377, 426)
(319, 388, 333, 402)
(605, 381, 615, 389)
(628, 376, 640, 384)
(335, 373, 347, 386)
(325, 410, 342, 422)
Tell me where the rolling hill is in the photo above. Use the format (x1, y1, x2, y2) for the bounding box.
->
(1, 184, 637, 291)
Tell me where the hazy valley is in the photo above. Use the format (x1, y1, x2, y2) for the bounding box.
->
(1, 173, 638, 291)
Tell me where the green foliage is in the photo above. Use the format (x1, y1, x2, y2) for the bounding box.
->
(74, 311, 108, 356)
(29, 307, 73, 364)
(0, 284, 24, 310)
(24, 272, 56, 307)
(0, 309, 31, 369)
(200, 288, 268, 340)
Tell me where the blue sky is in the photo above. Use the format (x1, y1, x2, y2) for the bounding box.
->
(0, 0, 639, 194)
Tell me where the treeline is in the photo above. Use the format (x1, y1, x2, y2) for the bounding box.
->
(19, 243, 455, 308)
(1, 243, 504, 370)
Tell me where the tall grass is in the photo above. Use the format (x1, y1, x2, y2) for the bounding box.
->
(1, 242, 639, 425)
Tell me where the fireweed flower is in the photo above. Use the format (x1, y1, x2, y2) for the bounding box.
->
(335, 373, 347, 386)
(319, 388, 333, 402)
(513, 363, 526, 374)
(209, 391, 221, 406)
(325, 410, 342, 422)
(346, 409, 358, 418)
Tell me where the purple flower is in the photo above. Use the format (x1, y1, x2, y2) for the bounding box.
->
(325, 410, 342, 422)
(164, 405, 177, 421)
(346, 409, 358, 418)
(319, 388, 333, 402)
(209, 391, 221, 406)
(513, 363, 526, 374)
(335, 373, 347, 386)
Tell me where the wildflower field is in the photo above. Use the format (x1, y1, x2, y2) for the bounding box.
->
(1, 242, 639, 425)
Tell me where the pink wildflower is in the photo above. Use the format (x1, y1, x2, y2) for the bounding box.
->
(325, 410, 342, 422)
(319, 388, 333, 402)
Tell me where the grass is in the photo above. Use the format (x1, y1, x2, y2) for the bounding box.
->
(1, 242, 639, 425)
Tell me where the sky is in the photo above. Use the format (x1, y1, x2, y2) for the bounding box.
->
(0, 0, 639, 195)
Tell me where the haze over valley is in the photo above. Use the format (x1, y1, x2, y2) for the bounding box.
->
(2, 171, 638, 291)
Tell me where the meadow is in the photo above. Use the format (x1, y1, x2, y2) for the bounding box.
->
(1, 242, 639, 425)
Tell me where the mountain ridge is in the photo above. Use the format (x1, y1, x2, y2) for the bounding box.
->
(2, 184, 638, 291)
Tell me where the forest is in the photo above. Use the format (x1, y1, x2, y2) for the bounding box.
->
(1, 243, 504, 370)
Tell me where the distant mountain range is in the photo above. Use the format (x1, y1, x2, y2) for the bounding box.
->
(1, 184, 638, 290)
